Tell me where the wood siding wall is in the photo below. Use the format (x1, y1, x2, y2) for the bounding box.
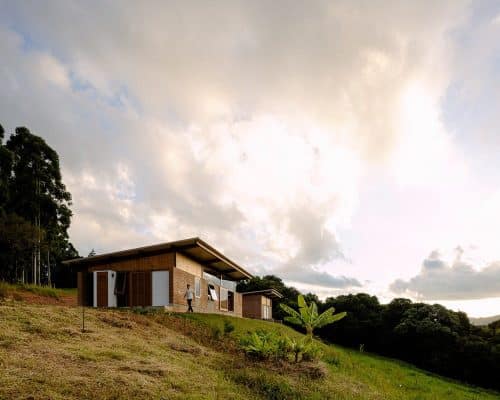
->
(242, 294, 263, 319)
(87, 252, 175, 273)
(96, 272, 108, 307)
(129, 271, 152, 307)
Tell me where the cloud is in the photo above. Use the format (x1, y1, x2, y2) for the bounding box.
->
(390, 249, 500, 300)
(0, 1, 471, 290)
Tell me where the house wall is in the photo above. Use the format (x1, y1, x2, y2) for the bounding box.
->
(169, 260, 241, 316)
(79, 250, 243, 316)
(176, 253, 203, 277)
(242, 294, 263, 319)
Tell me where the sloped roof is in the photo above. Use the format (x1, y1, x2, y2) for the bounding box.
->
(63, 237, 253, 280)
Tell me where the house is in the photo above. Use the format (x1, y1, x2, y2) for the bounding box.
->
(242, 289, 283, 320)
(65, 237, 255, 317)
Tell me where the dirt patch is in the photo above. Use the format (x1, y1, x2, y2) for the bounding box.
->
(98, 314, 135, 329)
(168, 342, 202, 355)
(12, 291, 76, 306)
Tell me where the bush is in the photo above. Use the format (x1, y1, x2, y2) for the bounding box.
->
(223, 320, 235, 335)
(240, 330, 279, 360)
(302, 339, 322, 362)
(240, 330, 322, 364)
(211, 326, 222, 340)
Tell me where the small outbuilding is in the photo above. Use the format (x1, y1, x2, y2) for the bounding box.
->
(242, 289, 283, 320)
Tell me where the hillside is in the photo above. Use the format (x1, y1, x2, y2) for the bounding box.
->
(0, 289, 498, 399)
(470, 315, 500, 326)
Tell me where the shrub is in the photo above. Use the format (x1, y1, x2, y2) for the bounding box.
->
(240, 330, 281, 360)
(211, 326, 222, 340)
(223, 319, 235, 335)
(301, 339, 322, 362)
(240, 330, 322, 364)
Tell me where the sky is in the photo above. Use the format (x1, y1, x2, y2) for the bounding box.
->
(1, 0, 500, 317)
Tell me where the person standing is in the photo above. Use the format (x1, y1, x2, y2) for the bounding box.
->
(184, 284, 194, 312)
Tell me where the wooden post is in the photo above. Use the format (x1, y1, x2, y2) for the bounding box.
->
(81, 306, 85, 333)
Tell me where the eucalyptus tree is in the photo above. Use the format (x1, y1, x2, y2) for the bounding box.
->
(280, 294, 346, 337)
(0, 124, 13, 215)
(5, 126, 74, 285)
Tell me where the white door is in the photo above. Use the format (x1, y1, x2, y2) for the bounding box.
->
(152, 270, 169, 306)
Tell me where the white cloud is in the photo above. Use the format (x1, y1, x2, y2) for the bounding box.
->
(390, 249, 500, 300)
(0, 1, 486, 294)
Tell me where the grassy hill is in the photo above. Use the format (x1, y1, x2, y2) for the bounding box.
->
(0, 287, 498, 399)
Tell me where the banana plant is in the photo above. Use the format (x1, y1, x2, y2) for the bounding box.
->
(280, 294, 346, 337)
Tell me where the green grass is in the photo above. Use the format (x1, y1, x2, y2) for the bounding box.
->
(0, 281, 75, 300)
(0, 301, 498, 400)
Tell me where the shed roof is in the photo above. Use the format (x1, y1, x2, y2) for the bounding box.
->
(63, 237, 253, 280)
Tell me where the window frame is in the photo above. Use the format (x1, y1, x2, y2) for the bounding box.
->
(208, 284, 218, 301)
(219, 287, 228, 311)
(194, 276, 201, 298)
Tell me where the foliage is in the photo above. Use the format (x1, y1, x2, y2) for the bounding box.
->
(280, 294, 346, 336)
(239, 329, 322, 364)
(0, 123, 78, 286)
(223, 319, 235, 335)
(240, 330, 280, 360)
(241, 276, 500, 391)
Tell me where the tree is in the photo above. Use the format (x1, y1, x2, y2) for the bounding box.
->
(0, 213, 41, 283)
(0, 125, 78, 285)
(0, 124, 13, 215)
(280, 294, 346, 337)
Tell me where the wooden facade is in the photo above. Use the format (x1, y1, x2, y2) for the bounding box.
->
(242, 289, 283, 320)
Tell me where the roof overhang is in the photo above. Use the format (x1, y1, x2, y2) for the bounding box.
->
(63, 237, 253, 280)
(241, 289, 283, 299)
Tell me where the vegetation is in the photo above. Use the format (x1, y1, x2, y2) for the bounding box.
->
(0, 290, 498, 399)
(0, 123, 78, 287)
(280, 294, 346, 337)
(239, 275, 500, 391)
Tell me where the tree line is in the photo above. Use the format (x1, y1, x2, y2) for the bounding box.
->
(0, 123, 78, 287)
(238, 275, 500, 391)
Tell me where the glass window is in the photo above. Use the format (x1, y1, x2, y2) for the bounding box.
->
(228, 291, 234, 312)
(220, 287, 228, 311)
(208, 284, 218, 301)
(195, 276, 201, 298)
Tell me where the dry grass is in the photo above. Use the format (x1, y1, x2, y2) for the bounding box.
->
(0, 291, 499, 400)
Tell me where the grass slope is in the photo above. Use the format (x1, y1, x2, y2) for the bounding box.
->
(0, 289, 498, 399)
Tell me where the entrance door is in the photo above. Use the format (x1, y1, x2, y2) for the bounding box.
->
(96, 272, 108, 307)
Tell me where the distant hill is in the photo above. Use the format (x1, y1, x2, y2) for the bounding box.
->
(470, 314, 500, 326)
